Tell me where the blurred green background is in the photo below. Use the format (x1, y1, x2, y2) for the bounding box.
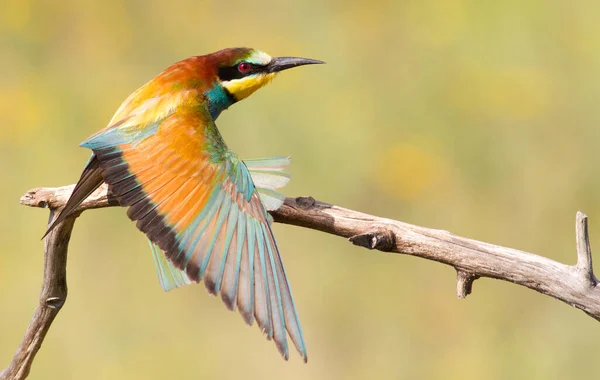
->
(2, 0, 600, 379)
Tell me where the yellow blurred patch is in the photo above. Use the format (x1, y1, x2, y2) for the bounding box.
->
(0, 85, 43, 145)
(374, 139, 447, 200)
(403, 0, 467, 47)
(1, 0, 31, 33)
(450, 66, 553, 121)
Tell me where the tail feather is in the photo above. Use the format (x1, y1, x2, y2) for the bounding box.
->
(43, 155, 104, 238)
(244, 156, 290, 211)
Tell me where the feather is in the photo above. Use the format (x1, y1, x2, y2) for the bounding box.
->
(244, 156, 291, 170)
(246, 156, 291, 211)
(220, 209, 246, 310)
(149, 241, 191, 291)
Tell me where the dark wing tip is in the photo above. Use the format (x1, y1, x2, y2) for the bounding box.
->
(275, 341, 289, 361)
(204, 277, 218, 296)
(297, 344, 309, 363)
(239, 309, 254, 326)
(41, 225, 54, 240)
(221, 293, 236, 311)
(185, 266, 200, 282)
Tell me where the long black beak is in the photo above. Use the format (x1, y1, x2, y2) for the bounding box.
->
(267, 56, 325, 73)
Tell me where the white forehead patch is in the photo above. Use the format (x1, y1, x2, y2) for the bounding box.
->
(246, 50, 272, 65)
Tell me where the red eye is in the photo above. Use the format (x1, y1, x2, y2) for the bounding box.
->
(238, 62, 251, 73)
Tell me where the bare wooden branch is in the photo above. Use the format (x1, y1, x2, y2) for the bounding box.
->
(0, 210, 75, 380)
(3, 184, 600, 379)
(1, 185, 118, 380)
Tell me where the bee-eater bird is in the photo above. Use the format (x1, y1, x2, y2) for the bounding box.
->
(44, 47, 323, 362)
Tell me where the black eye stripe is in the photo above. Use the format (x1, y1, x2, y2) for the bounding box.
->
(218, 62, 261, 81)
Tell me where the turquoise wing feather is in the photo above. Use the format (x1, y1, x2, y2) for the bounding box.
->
(144, 155, 305, 361)
(149, 241, 192, 291)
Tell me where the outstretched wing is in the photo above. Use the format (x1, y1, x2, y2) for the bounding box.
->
(82, 109, 306, 361)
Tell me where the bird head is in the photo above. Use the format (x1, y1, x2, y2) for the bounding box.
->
(200, 47, 324, 119)
(106, 48, 323, 125)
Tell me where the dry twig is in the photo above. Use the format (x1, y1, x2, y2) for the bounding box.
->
(2, 184, 599, 379)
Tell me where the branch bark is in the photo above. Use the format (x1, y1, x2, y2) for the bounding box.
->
(2, 184, 600, 379)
